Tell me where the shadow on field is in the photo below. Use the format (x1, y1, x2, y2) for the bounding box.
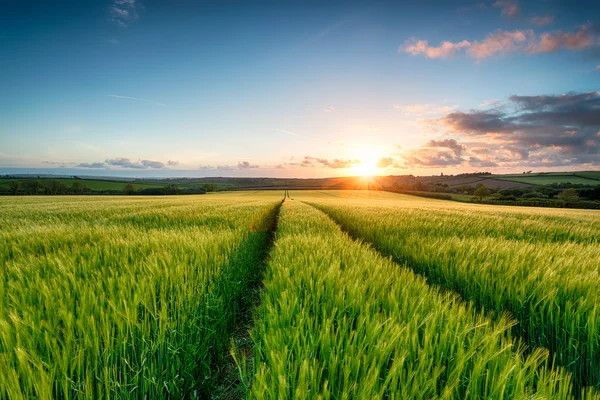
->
(209, 199, 283, 399)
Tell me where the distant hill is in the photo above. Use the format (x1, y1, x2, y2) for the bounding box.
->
(1, 171, 599, 195)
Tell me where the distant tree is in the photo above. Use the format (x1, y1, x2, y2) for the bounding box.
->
(25, 180, 44, 195)
(44, 180, 67, 195)
(474, 186, 490, 201)
(8, 180, 20, 195)
(123, 184, 137, 195)
(203, 183, 217, 192)
(71, 180, 84, 195)
(557, 188, 579, 202)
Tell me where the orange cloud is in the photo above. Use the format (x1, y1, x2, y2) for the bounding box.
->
(404, 39, 471, 59)
(404, 24, 598, 61)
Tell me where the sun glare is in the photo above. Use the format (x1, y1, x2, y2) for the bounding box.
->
(353, 159, 378, 176)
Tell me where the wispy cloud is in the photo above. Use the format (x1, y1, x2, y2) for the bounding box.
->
(276, 128, 297, 136)
(108, 38, 120, 45)
(530, 16, 554, 27)
(493, 0, 520, 17)
(478, 99, 500, 108)
(324, 107, 336, 113)
(110, 0, 138, 27)
(302, 156, 361, 169)
(394, 103, 459, 116)
(108, 94, 169, 107)
(314, 18, 352, 39)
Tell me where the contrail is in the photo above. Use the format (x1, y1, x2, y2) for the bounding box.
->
(276, 128, 297, 136)
(108, 94, 169, 107)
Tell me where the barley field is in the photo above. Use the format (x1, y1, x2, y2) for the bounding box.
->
(1, 191, 599, 399)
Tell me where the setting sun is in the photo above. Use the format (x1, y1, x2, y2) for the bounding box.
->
(353, 159, 377, 176)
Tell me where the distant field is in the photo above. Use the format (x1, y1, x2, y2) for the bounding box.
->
(0, 178, 165, 191)
(494, 172, 600, 186)
(2, 191, 600, 398)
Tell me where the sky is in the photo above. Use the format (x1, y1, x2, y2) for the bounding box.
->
(1, 0, 600, 178)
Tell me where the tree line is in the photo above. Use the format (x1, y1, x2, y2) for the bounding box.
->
(2, 180, 218, 196)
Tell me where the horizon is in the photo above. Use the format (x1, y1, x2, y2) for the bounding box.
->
(2, 0, 600, 178)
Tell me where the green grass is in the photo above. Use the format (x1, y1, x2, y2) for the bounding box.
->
(299, 190, 600, 393)
(249, 199, 583, 399)
(0, 193, 282, 398)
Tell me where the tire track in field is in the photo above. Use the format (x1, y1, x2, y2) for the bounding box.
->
(304, 200, 597, 399)
(211, 196, 284, 399)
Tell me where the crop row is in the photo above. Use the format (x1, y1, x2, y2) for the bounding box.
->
(0, 195, 281, 399)
(249, 200, 586, 399)
(303, 191, 600, 392)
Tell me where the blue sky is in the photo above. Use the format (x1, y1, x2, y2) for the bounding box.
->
(1, 0, 599, 177)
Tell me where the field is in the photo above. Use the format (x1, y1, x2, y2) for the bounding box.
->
(494, 172, 600, 186)
(1, 191, 599, 399)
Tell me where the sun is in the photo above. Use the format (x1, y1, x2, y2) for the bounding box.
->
(353, 159, 378, 177)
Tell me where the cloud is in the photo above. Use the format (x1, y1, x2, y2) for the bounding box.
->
(276, 128, 297, 136)
(76, 162, 106, 169)
(403, 149, 464, 167)
(478, 100, 500, 108)
(314, 18, 352, 39)
(167, 160, 179, 166)
(468, 156, 499, 167)
(427, 139, 466, 156)
(237, 161, 259, 169)
(394, 103, 459, 115)
(324, 107, 336, 113)
(404, 24, 599, 61)
(430, 90, 600, 166)
(471, 147, 491, 155)
(110, 0, 138, 27)
(105, 158, 165, 169)
(108, 94, 169, 107)
(141, 160, 165, 169)
(467, 30, 534, 60)
(376, 157, 395, 168)
(400, 138, 468, 168)
(303, 156, 362, 169)
(42, 161, 75, 165)
(403, 38, 471, 59)
(493, 0, 520, 17)
(528, 24, 598, 53)
(597, 65, 600, 71)
(530, 16, 554, 27)
(108, 38, 120, 45)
